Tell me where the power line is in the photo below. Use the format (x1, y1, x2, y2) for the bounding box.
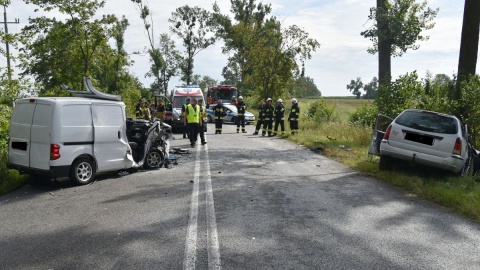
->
(1, 4, 20, 81)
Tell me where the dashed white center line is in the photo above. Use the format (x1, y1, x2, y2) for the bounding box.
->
(184, 137, 221, 269)
(183, 145, 200, 270)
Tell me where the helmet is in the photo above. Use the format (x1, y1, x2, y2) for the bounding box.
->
(267, 98, 272, 102)
(238, 96, 243, 100)
(291, 98, 297, 103)
(277, 99, 283, 103)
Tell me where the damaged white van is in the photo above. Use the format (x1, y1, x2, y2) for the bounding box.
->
(7, 78, 166, 185)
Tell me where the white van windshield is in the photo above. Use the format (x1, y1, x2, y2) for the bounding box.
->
(173, 96, 204, 108)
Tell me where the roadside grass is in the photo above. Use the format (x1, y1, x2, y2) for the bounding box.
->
(280, 98, 480, 222)
(0, 152, 27, 196)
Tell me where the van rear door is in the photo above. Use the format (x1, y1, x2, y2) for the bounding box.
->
(92, 103, 129, 171)
(8, 101, 37, 168)
(29, 103, 53, 170)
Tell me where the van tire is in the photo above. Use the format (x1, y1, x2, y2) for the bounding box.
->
(144, 149, 164, 169)
(70, 158, 95, 185)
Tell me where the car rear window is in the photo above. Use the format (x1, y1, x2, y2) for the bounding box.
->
(395, 111, 458, 134)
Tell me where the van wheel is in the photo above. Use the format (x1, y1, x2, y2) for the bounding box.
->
(231, 116, 237, 124)
(207, 115, 212, 123)
(144, 149, 164, 169)
(70, 158, 95, 185)
(379, 156, 390, 170)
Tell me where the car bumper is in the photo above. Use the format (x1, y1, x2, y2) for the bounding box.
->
(7, 162, 70, 178)
(380, 142, 465, 173)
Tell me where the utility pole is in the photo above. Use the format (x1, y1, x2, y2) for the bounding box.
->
(1, 4, 20, 81)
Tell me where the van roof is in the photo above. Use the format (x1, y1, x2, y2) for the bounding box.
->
(17, 97, 124, 105)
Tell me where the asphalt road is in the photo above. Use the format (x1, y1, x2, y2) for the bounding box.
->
(1, 122, 479, 270)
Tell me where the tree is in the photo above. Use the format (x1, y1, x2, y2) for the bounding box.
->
(347, 77, 363, 99)
(361, 0, 438, 109)
(20, 0, 118, 94)
(212, 0, 272, 87)
(131, 0, 165, 94)
(289, 76, 321, 98)
(169, 5, 216, 85)
(363, 77, 378, 99)
(156, 34, 181, 94)
(456, 0, 480, 97)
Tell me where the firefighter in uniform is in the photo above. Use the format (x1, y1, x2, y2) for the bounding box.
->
(262, 98, 274, 137)
(182, 98, 191, 139)
(214, 99, 227, 134)
(253, 100, 265, 135)
(156, 99, 165, 120)
(198, 99, 207, 145)
(272, 98, 285, 136)
(289, 98, 300, 135)
(236, 96, 247, 133)
(185, 98, 201, 147)
(141, 101, 152, 121)
(135, 98, 143, 119)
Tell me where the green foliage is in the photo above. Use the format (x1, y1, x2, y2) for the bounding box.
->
(376, 71, 426, 118)
(213, 1, 320, 101)
(454, 76, 480, 148)
(157, 33, 181, 94)
(346, 77, 363, 99)
(361, 0, 438, 57)
(20, 0, 119, 94)
(363, 77, 378, 99)
(169, 5, 216, 85)
(306, 99, 337, 123)
(289, 76, 321, 98)
(349, 103, 378, 128)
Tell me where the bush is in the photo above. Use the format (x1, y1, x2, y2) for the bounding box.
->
(349, 103, 378, 127)
(306, 99, 337, 123)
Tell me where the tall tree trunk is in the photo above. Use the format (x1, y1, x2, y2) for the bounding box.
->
(457, 0, 480, 96)
(376, 0, 392, 113)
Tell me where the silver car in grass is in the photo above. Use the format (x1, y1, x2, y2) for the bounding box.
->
(206, 104, 255, 124)
(369, 109, 474, 175)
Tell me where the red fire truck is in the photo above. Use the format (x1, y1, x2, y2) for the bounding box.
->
(206, 85, 239, 105)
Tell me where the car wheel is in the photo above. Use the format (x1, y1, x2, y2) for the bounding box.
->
(70, 157, 95, 185)
(231, 116, 237, 124)
(379, 156, 390, 170)
(144, 149, 164, 169)
(207, 115, 212, 123)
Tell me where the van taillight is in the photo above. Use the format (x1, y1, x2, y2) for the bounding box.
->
(50, 144, 61, 160)
(452, 138, 462, 156)
(383, 125, 392, 141)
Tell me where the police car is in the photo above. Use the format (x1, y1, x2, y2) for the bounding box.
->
(206, 104, 255, 124)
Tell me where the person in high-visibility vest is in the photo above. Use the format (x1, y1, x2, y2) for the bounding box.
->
(184, 98, 201, 147)
(198, 99, 207, 145)
(141, 101, 152, 121)
(156, 99, 165, 120)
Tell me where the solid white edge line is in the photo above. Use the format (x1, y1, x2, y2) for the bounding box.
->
(183, 145, 201, 270)
(205, 142, 222, 269)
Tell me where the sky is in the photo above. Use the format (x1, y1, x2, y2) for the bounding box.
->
(2, 0, 479, 97)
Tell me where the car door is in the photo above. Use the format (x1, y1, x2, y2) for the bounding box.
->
(92, 103, 129, 171)
(368, 114, 393, 156)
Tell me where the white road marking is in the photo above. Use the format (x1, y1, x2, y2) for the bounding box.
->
(183, 145, 200, 270)
(204, 143, 222, 269)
